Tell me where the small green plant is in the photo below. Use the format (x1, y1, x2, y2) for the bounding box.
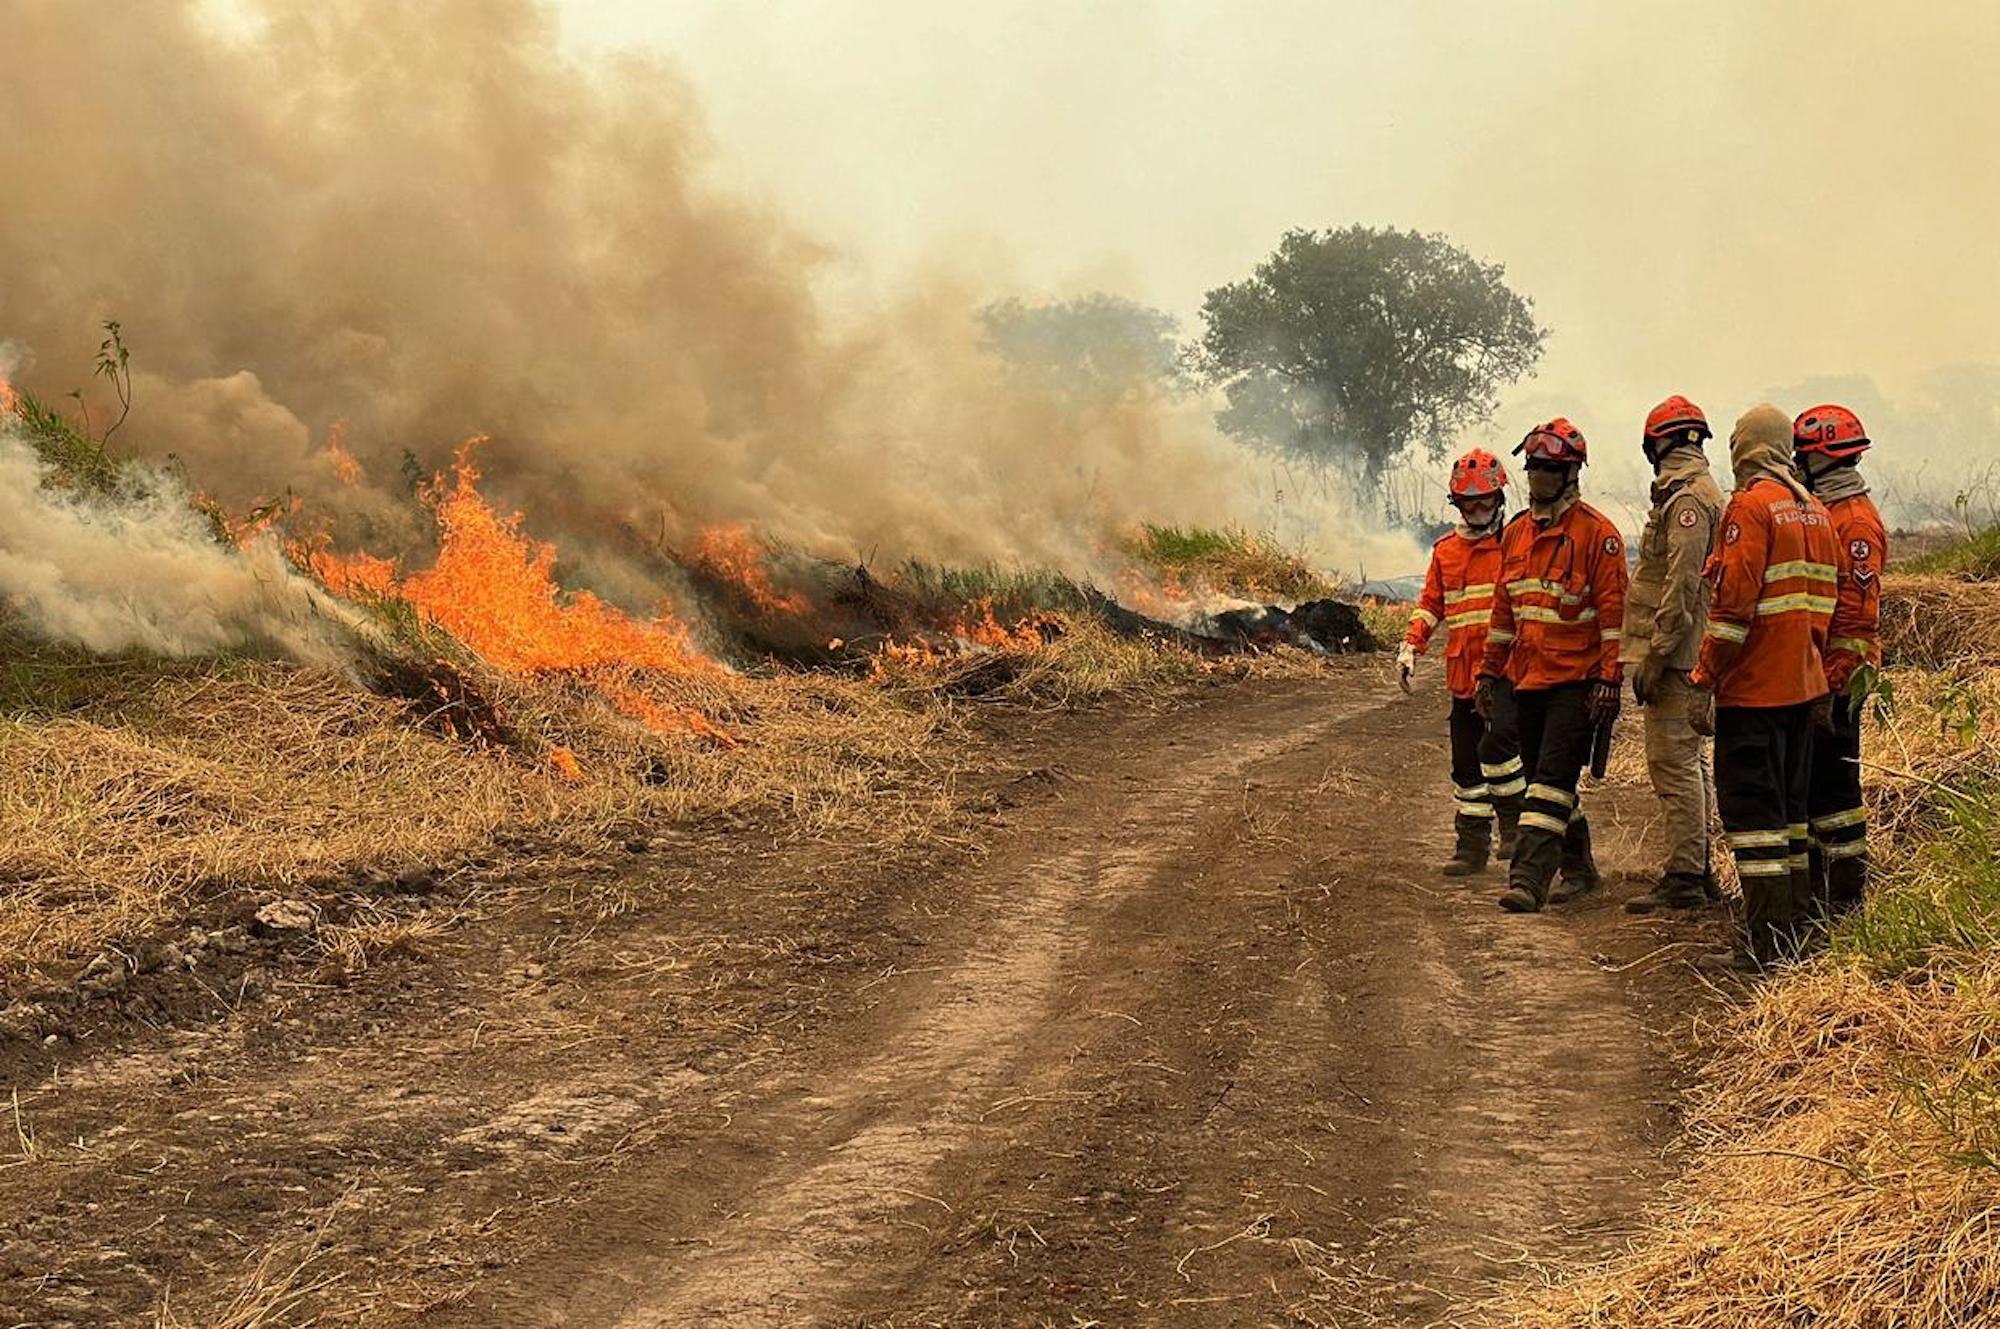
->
(94, 319, 133, 444)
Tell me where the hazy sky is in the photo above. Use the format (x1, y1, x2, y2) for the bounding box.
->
(553, 0, 2000, 491)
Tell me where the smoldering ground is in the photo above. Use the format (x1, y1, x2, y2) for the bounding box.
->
(0, 0, 1414, 660)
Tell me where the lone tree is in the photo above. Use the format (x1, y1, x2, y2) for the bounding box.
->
(1193, 226, 1546, 481)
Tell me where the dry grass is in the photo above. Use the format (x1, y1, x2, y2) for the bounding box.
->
(0, 607, 1247, 984)
(1498, 581, 2000, 1329)
(1879, 574, 2000, 671)
(0, 647, 955, 983)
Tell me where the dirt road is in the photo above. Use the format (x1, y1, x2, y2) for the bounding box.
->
(2, 667, 1725, 1327)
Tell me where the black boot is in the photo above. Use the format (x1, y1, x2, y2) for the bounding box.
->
(1498, 827, 1557, 913)
(1494, 805, 1521, 862)
(1625, 871, 1709, 914)
(1548, 817, 1602, 904)
(1442, 814, 1493, 878)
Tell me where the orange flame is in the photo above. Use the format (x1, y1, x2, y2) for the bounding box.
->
(0, 376, 18, 418)
(689, 523, 808, 616)
(398, 439, 709, 675)
(295, 535, 398, 599)
(324, 420, 362, 485)
(549, 746, 584, 782)
(951, 598, 1051, 651)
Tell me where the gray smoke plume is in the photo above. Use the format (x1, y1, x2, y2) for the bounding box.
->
(0, 0, 1414, 642)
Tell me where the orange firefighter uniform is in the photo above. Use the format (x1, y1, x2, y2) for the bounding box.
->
(1406, 521, 1524, 865)
(1692, 405, 1856, 965)
(1479, 420, 1627, 911)
(1795, 403, 1889, 916)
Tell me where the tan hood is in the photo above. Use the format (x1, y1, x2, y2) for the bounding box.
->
(1729, 404, 1810, 498)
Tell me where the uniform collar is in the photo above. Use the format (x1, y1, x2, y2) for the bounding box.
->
(1650, 447, 1712, 503)
(1810, 463, 1870, 503)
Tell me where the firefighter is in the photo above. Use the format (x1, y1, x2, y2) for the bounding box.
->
(1399, 449, 1524, 876)
(1622, 396, 1726, 914)
(1476, 418, 1627, 914)
(1688, 404, 1852, 971)
(1794, 404, 1886, 918)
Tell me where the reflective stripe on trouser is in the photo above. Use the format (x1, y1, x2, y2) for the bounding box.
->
(1508, 681, 1596, 902)
(1808, 695, 1869, 913)
(1642, 670, 1714, 879)
(1716, 702, 1815, 964)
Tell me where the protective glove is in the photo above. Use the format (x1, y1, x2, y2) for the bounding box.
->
(1632, 654, 1666, 707)
(1474, 674, 1499, 722)
(1811, 695, 1836, 733)
(1689, 685, 1717, 737)
(1396, 641, 1417, 685)
(1589, 678, 1622, 725)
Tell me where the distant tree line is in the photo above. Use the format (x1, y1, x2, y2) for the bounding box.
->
(978, 225, 1546, 490)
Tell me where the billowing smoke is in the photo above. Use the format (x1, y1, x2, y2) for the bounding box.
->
(0, 0, 1412, 655)
(0, 428, 358, 662)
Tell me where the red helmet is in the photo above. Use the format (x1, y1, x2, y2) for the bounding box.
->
(1449, 448, 1508, 499)
(1793, 404, 1870, 460)
(1644, 395, 1711, 443)
(1516, 417, 1588, 465)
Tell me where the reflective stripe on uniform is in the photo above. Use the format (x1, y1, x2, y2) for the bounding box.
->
(1410, 607, 1440, 629)
(1825, 840, 1869, 860)
(1445, 609, 1491, 629)
(1726, 828, 1789, 849)
(1487, 629, 1515, 644)
(1514, 605, 1598, 625)
(1812, 806, 1867, 832)
(1444, 584, 1494, 605)
(1763, 560, 1837, 583)
(1481, 757, 1524, 779)
(1755, 593, 1838, 616)
(1456, 801, 1496, 819)
(1526, 783, 1577, 808)
(1736, 859, 1793, 877)
(1829, 636, 1875, 659)
(1705, 621, 1750, 643)
(1599, 627, 1622, 642)
(1519, 811, 1570, 835)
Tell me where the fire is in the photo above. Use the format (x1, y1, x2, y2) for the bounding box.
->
(324, 421, 362, 485)
(951, 598, 1051, 651)
(689, 523, 808, 616)
(1116, 568, 1195, 624)
(0, 376, 17, 418)
(869, 599, 1054, 679)
(295, 535, 398, 600)
(290, 437, 732, 745)
(602, 679, 740, 747)
(548, 746, 584, 782)
(399, 439, 709, 675)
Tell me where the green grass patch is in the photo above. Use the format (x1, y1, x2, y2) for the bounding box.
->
(892, 560, 1088, 614)
(1832, 778, 2000, 975)
(1903, 525, 2000, 581)
(1121, 523, 1335, 602)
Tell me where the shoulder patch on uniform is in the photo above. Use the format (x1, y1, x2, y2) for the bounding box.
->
(1603, 535, 1621, 555)
(1677, 508, 1699, 528)
(1725, 521, 1741, 545)
(1849, 537, 1873, 563)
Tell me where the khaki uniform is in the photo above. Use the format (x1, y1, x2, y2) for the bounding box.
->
(1621, 448, 1724, 881)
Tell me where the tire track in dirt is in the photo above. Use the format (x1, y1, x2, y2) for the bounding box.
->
(442, 685, 1381, 1327)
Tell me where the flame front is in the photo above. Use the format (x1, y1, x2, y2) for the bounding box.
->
(400, 439, 708, 675)
(0, 376, 17, 419)
(690, 523, 808, 616)
(324, 421, 362, 485)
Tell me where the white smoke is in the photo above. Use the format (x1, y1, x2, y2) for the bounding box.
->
(0, 430, 357, 661)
